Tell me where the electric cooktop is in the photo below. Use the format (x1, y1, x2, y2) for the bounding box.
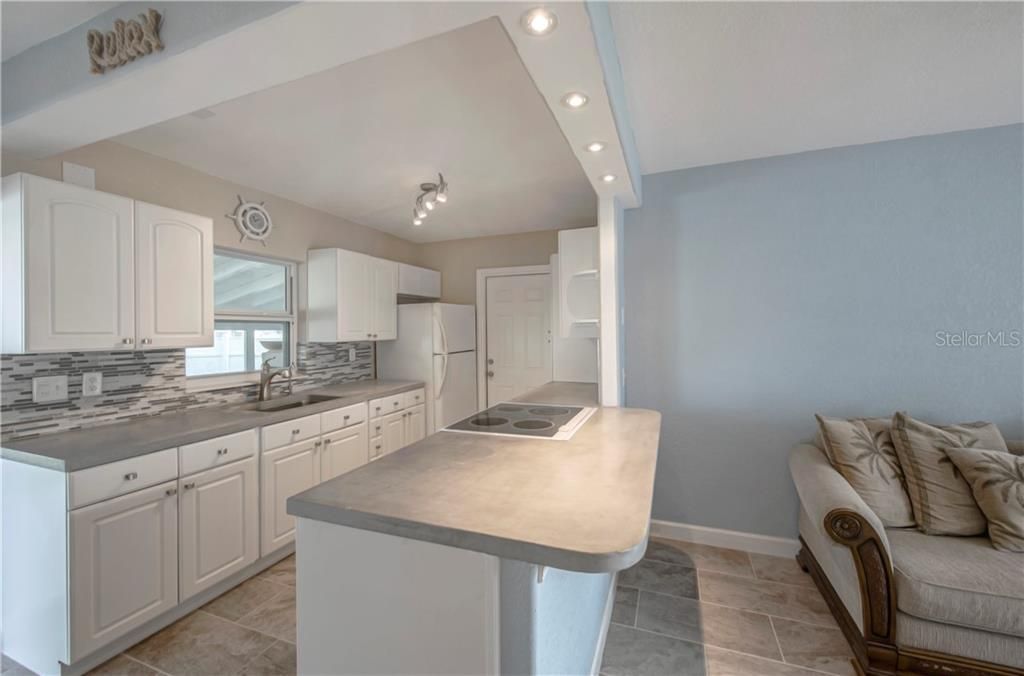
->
(445, 403, 597, 441)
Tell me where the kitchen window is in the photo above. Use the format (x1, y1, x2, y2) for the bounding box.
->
(185, 251, 296, 388)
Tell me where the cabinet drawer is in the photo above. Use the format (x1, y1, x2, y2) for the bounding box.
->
(321, 402, 368, 434)
(403, 388, 426, 408)
(369, 394, 404, 418)
(68, 448, 178, 510)
(369, 418, 384, 439)
(369, 436, 384, 460)
(261, 413, 321, 450)
(179, 429, 257, 477)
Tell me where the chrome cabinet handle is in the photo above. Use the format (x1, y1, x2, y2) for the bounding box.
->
(166, 488, 177, 496)
(343, 414, 350, 420)
(216, 448, 228, 455)
(323, 438, 331, 444)
(367, 333, 372, 338)
(122, 338, 133, 345)
(315, 440, 322, 448)
(183, 482, 196, 490)
(141, 338, 152, 345)
(292, 428, 301, 434)
(124, 472, 138, 481)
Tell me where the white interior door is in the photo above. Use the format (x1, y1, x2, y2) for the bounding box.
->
(485, 274, 552, 406)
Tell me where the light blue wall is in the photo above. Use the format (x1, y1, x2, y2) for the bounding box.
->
(623, 124, 1024, 538)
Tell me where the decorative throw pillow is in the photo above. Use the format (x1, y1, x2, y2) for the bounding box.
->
(891, 412, 1008, 536)
(815, 415, 915, 527)
(944, 447, 1024, 552)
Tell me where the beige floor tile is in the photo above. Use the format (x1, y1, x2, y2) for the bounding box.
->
(1, 655, 35, 676)
(636, 591, 783, 661)
(612, 586, 639, 626)
(698, 571, 835, 627)
(87, 655, 159, 676)
(204, 576, 290, 622)
(258, 556, 296, 587)
(600, 624, 706, 676)
(750, 553, 815, 588)
(646, 537, 756, 578)
(236, 585, 297, 643)
(619, 559, 699, 598)
(705, 645, 828, 676)
(772, 617, 856, 676)
(239, 641, 296, 676)
(126, 610, 273, 675)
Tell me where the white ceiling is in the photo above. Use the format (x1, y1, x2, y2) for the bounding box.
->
(115, 18, 596, 243)
(609, 2, 1024, 175)
(1, 1, 118, 61)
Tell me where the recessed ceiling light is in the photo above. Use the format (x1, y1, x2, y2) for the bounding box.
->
(586, 142, 605, 153)
(521, 8, 557, 36)
(561, 92, 589, 109)
(601, 174, 617, 183)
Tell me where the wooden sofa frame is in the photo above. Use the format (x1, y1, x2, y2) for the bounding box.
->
(796, 508, 1023, 676)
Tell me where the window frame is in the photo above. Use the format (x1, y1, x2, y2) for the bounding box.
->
(186, 248, 298, 392)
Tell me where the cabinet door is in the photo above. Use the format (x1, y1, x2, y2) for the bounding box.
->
(261, 439, 321, 556)
(320, 423, 369, 482)
(381, 411, 406, 455)
(337, 249, 374, 342)
(135, 202, 213, 349)
(179, 457, 258, 601)
(370, 257, 398, 340)
(24, 175, 135, 351)
(405, 404, 426, 446)
(69, 481, 178, 662)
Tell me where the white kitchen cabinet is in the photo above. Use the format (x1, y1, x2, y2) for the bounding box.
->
(307, 248, 397, 342)
(320, 422, 369, 481)
(397, 262, 441, 299)
(381, 411, 407, 456)
(261, 438, 321, 556)
(405, 404, 426, 446)
(178, 457, 258, 601)
(2, 173, 135, 352)
(134, 201, 214, 349)
(69, 480, 178, 662)
(1, 173, 215, 353)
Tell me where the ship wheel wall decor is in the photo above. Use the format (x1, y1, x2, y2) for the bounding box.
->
(227, 196, 273, 245)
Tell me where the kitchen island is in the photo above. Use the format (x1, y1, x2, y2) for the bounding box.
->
(286, 400, 660, 675)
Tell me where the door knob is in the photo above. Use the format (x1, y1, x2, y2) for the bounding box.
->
(487, 371, 495, 378)
(487, 358, 494, 365)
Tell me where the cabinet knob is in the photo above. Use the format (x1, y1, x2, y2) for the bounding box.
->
(122, 338, 134, 345)
(165, 488, 177, 496)
(343, 414, 350, 420)
(183, 482, 196, 490)
(292, 428, 301, 435)
(367, 333, 372, 338)
(217, 448, 228, 455)
(375, 444, 381, 450)
(141, 338, 152, 345)
(487, 371, 495, 378)
(323, 438, 331, 444)
(124, 472, 138, 481)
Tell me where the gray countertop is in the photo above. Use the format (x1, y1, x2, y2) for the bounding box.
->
(1, 380, 423, 472)
(287, 405, 661, 573)
(513, 381, 599, 407)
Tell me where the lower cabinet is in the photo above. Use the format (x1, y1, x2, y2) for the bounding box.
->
(320, 422, 369, 482)
(406, 404, 426, 446)
(261, 438, 321, 557)
(381, 404, 427, 455)
(69, 480, 179, 662)
(179, 457, 259, 601)
(381, 411, 407, 456)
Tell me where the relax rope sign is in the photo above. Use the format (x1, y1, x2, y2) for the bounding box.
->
(87, 9, 164, 75)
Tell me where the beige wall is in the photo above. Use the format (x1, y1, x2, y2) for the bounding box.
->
(1, 141, 420, 265)
(416, 230, 561, 304)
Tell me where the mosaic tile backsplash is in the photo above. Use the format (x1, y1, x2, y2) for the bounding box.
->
(0, 342, 374, 442)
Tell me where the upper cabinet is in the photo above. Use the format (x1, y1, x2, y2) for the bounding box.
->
(1, 173, 214, 353)
(557, 227, 600, 338)
(397, 263, 441, 300)
(307, 248, 398, 342)
(135, 202, 214, 349)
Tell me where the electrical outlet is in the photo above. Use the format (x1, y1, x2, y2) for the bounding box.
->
(348, 347, 357, 362)
(32, 375, 68, 403)
(82, 372, 103, 397)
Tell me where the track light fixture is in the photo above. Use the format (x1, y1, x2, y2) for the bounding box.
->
(411, 173, 449, 226)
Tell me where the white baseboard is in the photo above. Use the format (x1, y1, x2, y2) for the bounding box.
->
(650, 519, 800, 558)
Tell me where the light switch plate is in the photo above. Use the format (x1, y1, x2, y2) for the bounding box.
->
(82, 372, 103, 397)
(32, 375, 68, 403)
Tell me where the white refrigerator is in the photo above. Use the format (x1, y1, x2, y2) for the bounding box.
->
(378, 303, 478, 435)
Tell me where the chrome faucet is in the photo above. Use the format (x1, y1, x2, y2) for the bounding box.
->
(259, 359, 293, 401)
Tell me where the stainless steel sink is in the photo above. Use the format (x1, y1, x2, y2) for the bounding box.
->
(241, 393, 341, 413)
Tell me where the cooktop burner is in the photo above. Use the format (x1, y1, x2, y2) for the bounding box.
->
(445, 402, 596, 440)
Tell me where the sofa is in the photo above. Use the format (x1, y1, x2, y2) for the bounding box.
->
(789, 439, 1024, 676)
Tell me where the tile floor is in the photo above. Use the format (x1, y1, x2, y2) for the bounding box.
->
(3, 538, 854, 676)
